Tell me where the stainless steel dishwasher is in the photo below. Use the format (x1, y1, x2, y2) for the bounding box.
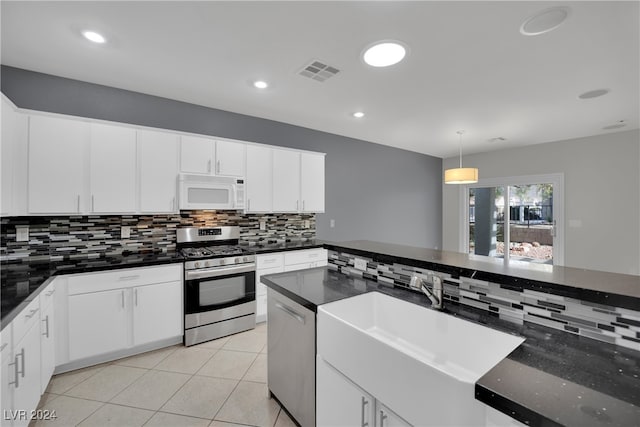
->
(267, 287, 316, 427)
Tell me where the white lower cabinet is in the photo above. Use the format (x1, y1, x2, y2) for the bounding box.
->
(68, 288, 129, 361)
(1, 324, 14, 426)
(39, 296, 55, 394)
(255, 266, 283, 323)
(63, 264, 183, 366)
(317, 356, 410, 427)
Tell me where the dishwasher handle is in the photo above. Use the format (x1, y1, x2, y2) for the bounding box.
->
(275, 302, 305, 324)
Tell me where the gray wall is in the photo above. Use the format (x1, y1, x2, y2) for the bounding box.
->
(1, 65, 443, 249)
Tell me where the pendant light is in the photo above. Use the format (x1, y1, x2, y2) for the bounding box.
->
(444, 130, 478, 184)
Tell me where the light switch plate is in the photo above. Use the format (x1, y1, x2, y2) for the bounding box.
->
(354, 258, 367, 271)
(16, 226, 29, 242)
(330, 219, 335, 228)
(121, 226, 131, 239)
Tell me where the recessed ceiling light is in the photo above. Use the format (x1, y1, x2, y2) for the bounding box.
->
(363, 41, 407, 67)
(82, 30, 106, 44)
(578, 89, 610, 99)
(253, 80, 268, 89)
(603, 120, 626, 130)
(520, 6, 571, 36)
(353, 111, 365, 118)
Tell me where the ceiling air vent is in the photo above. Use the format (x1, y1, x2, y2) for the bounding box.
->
(298, 60, 340, 82)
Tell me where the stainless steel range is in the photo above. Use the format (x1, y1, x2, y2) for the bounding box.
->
(178, 226, 256, 346)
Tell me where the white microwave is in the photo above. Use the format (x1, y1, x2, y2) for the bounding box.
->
(178, 174, 245, 210)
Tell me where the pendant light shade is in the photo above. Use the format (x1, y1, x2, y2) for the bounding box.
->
(444, 130, 478, 184)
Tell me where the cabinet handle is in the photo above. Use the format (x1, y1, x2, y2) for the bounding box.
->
(247, 199, 251, 211)
(92, 195, 95, 212)
(207, 159, 212, 173)
(361, 397, 369, 427)
(296, 200, 299, 211)
(42, 315, 50, 338)
(8, 349, 24, 388)
(134, 289, 138, 306)
(45, 288, 55, 296)
(379, 410, 387, 427)
(118, 275, 140, 281)
(274, 302, 305, 324)
(25, 308, 39, 319)
(0, 343, 7, 352)
(172, 197, 176, 211)
(216, 160, 221, 174)
(302, 200, 305, 211)
(77, 195, 80, 213)
(121, 290, 125, 309)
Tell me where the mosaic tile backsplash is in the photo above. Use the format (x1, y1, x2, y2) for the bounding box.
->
(0, 211, 316, 262)
(328, 250, 640, 352)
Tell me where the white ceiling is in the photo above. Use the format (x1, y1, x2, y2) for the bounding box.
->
(1, 1, 638, 158)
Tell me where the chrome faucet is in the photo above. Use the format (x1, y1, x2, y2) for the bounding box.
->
(409, 274, 444, 310)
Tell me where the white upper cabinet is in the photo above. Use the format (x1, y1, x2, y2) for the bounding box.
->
(138, 129, 179, 213)
(28, 115, 89, 214)
(245, 145, 273, 212)
(1, 97, 27, 216)
(273, 149, 301, 212)
(215, 140, 245, 177)
(90, 123, 137, 213)
(301, 152, 325, 213)
(180, 135, 214, 174)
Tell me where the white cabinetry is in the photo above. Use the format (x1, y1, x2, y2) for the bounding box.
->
(283, 248, 328, 272)
(215, 140, 245, 177)
(180, 135, 215, 174)
(273, 149, 301, 212)
(255, 253, 285, 323)
(1, 97, 27, 216)
(63, 265, 182, 366)
(245, 145, 273, 212)
(28, 115, 89, 214)
(300, 153, 325, 213)
(317, 357, 410, 427)
(39, 284, 56, 394)
(90, 123, 137, 213)
(138, 130, 179, 213)
(1, 322, 13, 426)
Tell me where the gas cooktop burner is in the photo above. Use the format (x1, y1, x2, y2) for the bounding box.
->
(180, 245, 244, 260)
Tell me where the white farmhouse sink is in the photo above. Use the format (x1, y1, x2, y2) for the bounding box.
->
(317, 292, 524, 426)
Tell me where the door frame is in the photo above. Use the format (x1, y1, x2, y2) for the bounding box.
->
(459, 173, 565, 266)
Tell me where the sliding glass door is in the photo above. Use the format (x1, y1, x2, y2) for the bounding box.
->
(465, 174, 564, 266)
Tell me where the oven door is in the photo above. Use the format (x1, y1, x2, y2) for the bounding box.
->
(184, 264, 255, 315)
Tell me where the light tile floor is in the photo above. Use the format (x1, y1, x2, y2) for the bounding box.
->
(33, 323, 297, 427)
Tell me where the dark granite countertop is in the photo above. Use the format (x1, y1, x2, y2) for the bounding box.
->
(323, 240, 640, 311)
(261, 267, 640, 427)
(1, 251, 184, 327)
(240, 239, 324, 254)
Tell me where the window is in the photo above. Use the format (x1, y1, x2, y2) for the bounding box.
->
(462, 174, 564, 266)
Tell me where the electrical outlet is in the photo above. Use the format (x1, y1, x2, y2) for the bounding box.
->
(259, 220, 266, 231)
(330, 219, 335, 228)
(16, 226, 29, 242)
(354, 258, 367, 271)
(121, 226, 131, 239)
(304, 220, 310, 229)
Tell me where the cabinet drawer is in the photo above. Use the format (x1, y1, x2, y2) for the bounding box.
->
(40, 281, 57, 309)
(256, 253, 284, 269)
(1, 324, 12, 357)
(12, 297, 40, 344)
(68, 264, 182, 295)
(284, 248, 327, 266)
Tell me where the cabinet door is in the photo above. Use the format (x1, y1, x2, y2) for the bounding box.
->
(180, 135, 214, 174)
(12, 322, 42, 427)
(90, 123, 137, 213)
(39, 301, 55, 394)
(28, 115, 89, 214)
(68, 289, 128, 361)
(132, 281, 182, 346)
(1, 327, 13, 427)
(246, 145, 272, 212)
(300, 153, 325, 213)
(376, 401, 412, 427)
(215, 140, 245, 177)
(1, 99, 27, 216)
(317, 356, 375, 427)
(138, 130, 179, 213)
(273, 149, 300, 212)
(255, 266, 283, 323)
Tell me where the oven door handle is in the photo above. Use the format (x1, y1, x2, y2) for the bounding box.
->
(185, 264, 255, 280)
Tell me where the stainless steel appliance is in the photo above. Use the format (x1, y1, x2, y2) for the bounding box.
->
(267, 287, 316, 427)
(178, 226, 256, 346)
(178, 174, 245, 210)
